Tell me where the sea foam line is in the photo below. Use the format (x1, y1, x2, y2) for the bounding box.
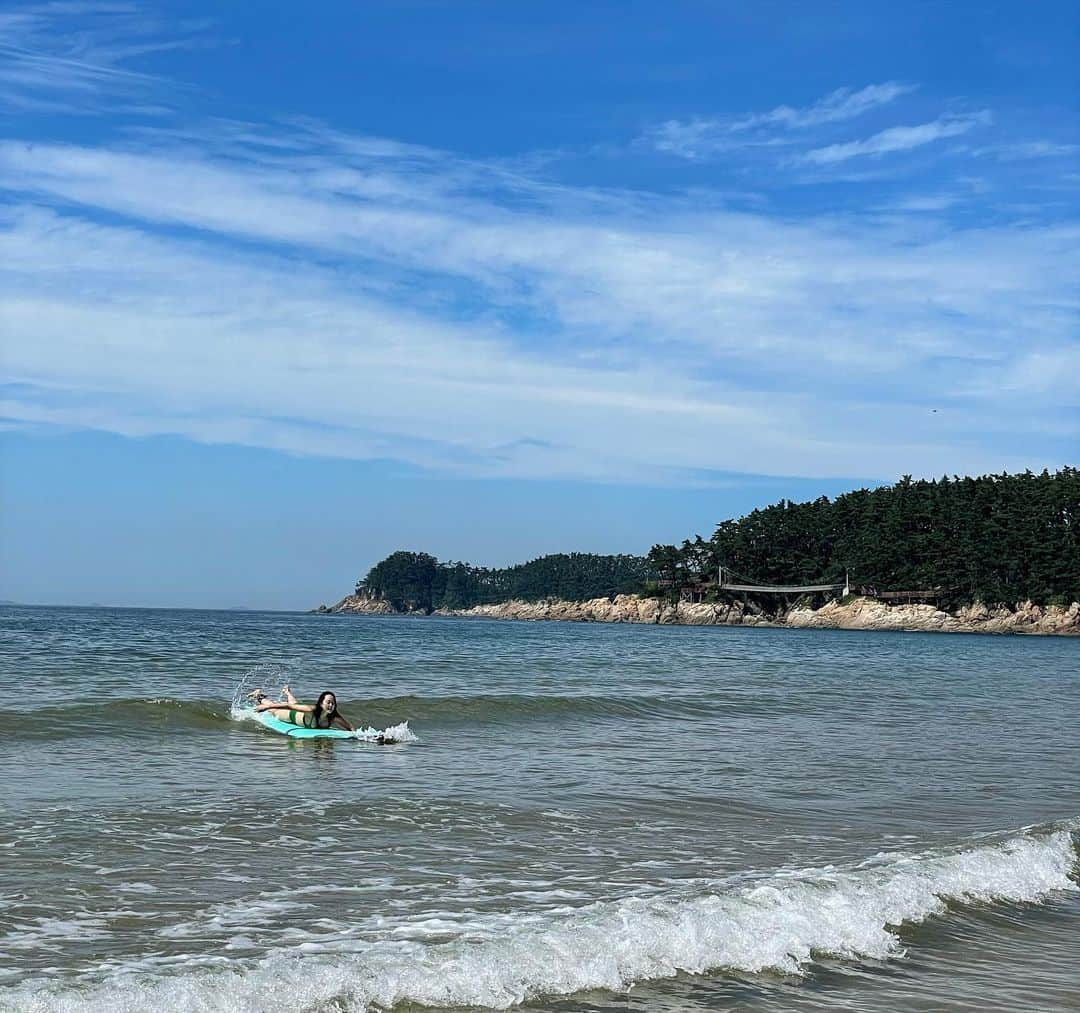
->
(10, 828, 1077, 1013)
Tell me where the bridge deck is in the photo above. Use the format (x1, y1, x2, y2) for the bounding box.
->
(719, 582, 845, 593)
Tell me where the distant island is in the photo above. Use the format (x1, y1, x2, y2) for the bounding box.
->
(317, 469, 1080, 635)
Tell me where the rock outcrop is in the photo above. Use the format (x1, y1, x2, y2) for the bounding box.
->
(434, 591, 773, 622)
(318, 593, 1079, 635)
(785, 597, 1080, 635)
(313, 594, 394, 615)
(436, 594, 776, 626)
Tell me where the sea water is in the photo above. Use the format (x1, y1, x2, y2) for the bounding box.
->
(1, 605, 1077, 1012)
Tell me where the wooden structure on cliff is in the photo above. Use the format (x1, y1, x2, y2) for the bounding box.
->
(662, 567, 940, 606)
(659, 567, 847, 604)
(854, 586, 942, 604)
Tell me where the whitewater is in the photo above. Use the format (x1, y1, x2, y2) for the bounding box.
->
(2, 605, 1078, 1012)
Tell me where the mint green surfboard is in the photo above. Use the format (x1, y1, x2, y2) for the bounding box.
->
(254, 710, 359, 739)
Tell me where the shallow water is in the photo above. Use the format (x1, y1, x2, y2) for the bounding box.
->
(1, 605, 1077, 1011)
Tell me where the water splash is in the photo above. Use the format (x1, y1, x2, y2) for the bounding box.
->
(228, 665, 292, 719)
(364, 720, 417, 743)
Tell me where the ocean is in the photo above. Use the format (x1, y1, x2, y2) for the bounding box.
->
(1, 605, 1077, 1012)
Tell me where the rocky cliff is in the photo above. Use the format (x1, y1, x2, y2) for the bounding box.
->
(314, 594, 395, 615)
(317, 593, 1080, 635)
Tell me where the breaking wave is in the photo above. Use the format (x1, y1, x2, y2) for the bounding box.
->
(10, 824, 1077, 1012)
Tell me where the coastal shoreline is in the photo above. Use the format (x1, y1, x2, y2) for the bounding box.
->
(316, 593, 1080, 636)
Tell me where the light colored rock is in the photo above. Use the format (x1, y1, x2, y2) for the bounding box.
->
(786, 596, 1079, 635)
(322, 594, 395, 615)
(964, 602, 990, 622)
(323, 592, 1079, 636)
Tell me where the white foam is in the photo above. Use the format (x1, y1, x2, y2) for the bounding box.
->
(0, 915, 113, 951)
(115, 882, 159, 895)
(158, 897, 313, 940)
(366, 721, 417, 743)
(9, 829, 1076, 1012)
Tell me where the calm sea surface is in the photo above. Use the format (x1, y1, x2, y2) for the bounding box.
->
(1, 605, 1078, 1012)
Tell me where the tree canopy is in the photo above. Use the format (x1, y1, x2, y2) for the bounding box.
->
(648, 468, 1078, 607)
(358, 551, 652, 613)
(357, 469, 1079, 611)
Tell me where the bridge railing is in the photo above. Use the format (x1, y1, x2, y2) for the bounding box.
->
(718, 581, 846, 593)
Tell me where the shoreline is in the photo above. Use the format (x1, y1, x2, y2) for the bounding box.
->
(316, 593, 1080, 637)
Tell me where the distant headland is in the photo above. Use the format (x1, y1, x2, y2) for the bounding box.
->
(315, 469, 1080, 636)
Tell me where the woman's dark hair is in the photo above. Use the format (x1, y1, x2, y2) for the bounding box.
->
(312, 691, 338, 729)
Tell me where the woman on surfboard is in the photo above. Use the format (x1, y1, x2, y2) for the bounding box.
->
(249, 685, 355, 732)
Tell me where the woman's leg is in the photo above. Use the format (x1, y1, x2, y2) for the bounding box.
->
(256, 704, 300, 723)
(253, 695, 313, 725)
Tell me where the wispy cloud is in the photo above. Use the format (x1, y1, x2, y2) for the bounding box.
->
(802, 112, 992, 165)
(980, 140, 1080, 161)
(0, 2, 208, 114)
(732, 82, 918, 131)
(0, 10, 1074, 484)
(0, 121, 1075, 482)
(645, 82, 915, 160)
(647, 117, 783, 160)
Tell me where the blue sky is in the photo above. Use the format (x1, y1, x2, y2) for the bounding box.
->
(1, 1, 1077, 608)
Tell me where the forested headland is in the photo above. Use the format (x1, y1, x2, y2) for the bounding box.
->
(355, 469, 1078, 613)
(358, 552, 651, 613)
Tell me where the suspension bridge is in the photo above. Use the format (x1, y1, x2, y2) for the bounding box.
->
(717, 566, 849, 596)
(662, 566, 938, 604)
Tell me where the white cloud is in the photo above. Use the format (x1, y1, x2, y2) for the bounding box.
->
(1, 123, 1076, 483)
(986, 141, 1080, 161)
(802, 112, 992, 165)
(647, 117, 751, 160)
(646, 82, 915, 160)
(880, 194, 960, 212)
(733, 82, 917, 131)
(0, 2, 207, 114)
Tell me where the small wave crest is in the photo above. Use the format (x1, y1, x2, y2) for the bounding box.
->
(11, 825, 1077, 1012)
(297, 692, 704, 727)
(6, 697, 415, 742)
(3, 697, 231, 739)
(224, 665, 656, 732)
(9, 680, 706, 742)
